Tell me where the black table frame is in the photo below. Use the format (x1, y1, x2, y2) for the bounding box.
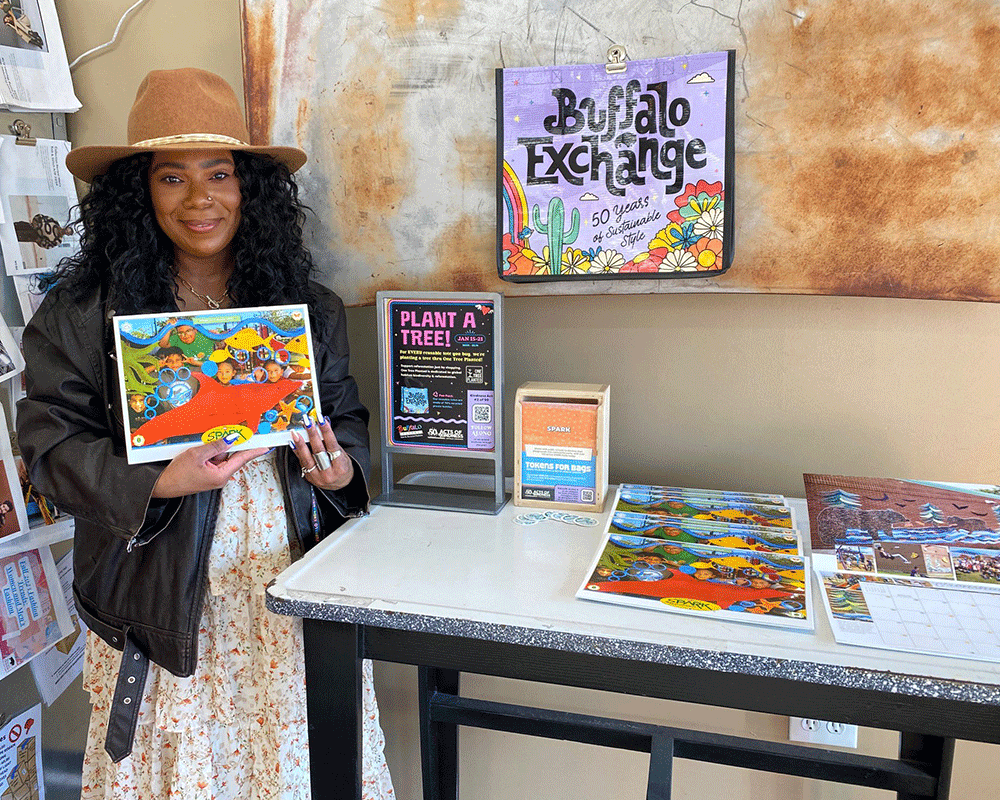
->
(300, 618, 1000, 800)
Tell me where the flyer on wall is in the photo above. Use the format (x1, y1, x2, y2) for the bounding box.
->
(30, 549, 86, 705)
(0, 0, 79, 111)
(383, 297, 497, 451)
(0, 136, 80, 275)
(113, 305, 322, 464)
(0, 704, 44, 800)
(497, 50, 735, 281)
(0, 542, 71, 679)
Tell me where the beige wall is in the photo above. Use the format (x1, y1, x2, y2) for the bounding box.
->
(57, 0, 1000, 797)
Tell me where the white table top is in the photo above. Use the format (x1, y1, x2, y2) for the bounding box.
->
(268, 489, 1000, 706)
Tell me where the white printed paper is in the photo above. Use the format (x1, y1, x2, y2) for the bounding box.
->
(0, 0, 79, 112)
(30, 549, 86, 705)
(0, 135, 79, 275)
(0, 704, 44, 800)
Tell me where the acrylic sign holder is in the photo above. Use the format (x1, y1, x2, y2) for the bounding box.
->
(373, 291, 506, 515)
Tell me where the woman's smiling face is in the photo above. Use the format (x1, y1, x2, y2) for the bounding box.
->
(148, 149, 241, 264)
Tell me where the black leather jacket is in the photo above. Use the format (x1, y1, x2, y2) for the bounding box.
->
(17, 281, 370, 759)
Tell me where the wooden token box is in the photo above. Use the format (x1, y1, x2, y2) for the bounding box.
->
(513, 382, 610, 512)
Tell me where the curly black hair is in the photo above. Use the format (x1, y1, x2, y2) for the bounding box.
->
(42, 151, 323, 327)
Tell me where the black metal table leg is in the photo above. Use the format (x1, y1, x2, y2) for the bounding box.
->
(898, 733, 955, 800)
(646, 734, 675, 800)
(419, 666, 460, 800)
(303, 619, 362, 800)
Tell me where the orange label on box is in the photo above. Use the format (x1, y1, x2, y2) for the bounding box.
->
(520, 401, 599, 504)
(521, 401, 597, 452)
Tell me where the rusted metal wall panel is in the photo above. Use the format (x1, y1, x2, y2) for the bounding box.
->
(242, 0, 1000, 306)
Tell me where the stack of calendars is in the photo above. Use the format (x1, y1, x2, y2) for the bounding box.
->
(576, 484, 813, 630)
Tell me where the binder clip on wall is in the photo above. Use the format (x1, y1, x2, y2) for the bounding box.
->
(605, 45, 629, 74)
(8, 119, 36, 146)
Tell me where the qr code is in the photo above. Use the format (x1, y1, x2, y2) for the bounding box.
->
(581, 489, 595, 502)
(471, 404, 492, 424)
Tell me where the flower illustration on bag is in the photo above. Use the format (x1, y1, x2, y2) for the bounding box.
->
(667, 180, 725, 226)
(689, 237, 724, 270)
(661, 248, 700, 272)
(561, 247, 591, 274)
(651, 221, 699, 252)
(528, 246, 556, 274)
(620, 250, 665, 273)
(589, 249, 626, 273)
(693, 206, 724, 239)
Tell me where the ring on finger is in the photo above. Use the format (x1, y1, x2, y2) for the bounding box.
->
(301, 464, 318, 477)
(330, 449, 342, 460)
(315, 450, 333, 471)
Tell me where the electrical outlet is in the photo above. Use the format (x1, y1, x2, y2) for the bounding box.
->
(788, 717, 858, 748)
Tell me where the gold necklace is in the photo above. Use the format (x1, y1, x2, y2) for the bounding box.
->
(176, 274, 227, 309)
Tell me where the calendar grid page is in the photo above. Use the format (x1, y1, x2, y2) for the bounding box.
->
(817, 571, 1000, 663)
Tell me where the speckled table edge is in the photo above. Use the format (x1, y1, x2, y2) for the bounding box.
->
(267, 591, 1000, 707)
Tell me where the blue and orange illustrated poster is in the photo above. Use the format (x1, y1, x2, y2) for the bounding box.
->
(387, 299, 495, 451)
(113, 305, 322, 464)
(497, 51, 735, 281)
(577, 538, 812, 631)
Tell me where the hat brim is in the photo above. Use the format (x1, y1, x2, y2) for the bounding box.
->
(66, 141, 307, 183)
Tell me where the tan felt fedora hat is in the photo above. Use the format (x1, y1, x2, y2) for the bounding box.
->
(66, 68, 306, 183)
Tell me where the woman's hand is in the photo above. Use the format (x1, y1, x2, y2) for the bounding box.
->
(151, 435, 269, 498)
(290, 415, 354, 491)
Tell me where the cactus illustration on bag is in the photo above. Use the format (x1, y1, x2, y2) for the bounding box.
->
(532, 198, 580, 275)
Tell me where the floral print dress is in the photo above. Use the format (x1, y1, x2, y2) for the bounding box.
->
(80, 452, 395, 800)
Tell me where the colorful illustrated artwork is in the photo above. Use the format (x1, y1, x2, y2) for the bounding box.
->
(620, 484, 786, 506)
(610, 512, 801, 553)
(615, 490, 795, 529)
(497, 51, 734, 281)
(113, 305, 322, 464)
(803, 474, 1000, 553)
(578, 536, 811, 629)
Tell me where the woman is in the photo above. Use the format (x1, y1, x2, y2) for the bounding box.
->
(16, 69, 394, 799)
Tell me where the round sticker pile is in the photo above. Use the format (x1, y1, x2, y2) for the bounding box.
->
(513, 510, 599, 527)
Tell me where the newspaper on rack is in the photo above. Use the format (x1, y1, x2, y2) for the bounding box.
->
(0, 134, 79, 276)
(0, 0, 79, 111)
